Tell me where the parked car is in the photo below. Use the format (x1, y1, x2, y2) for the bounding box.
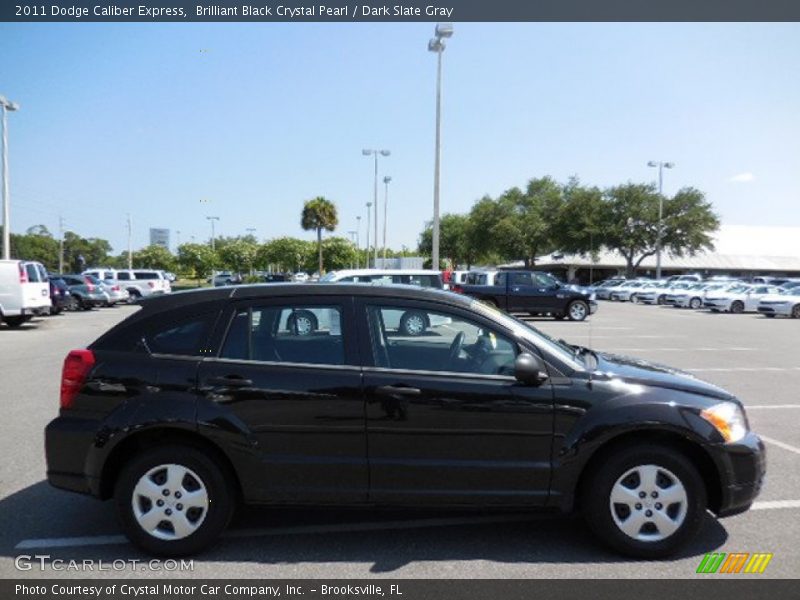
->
(458, 270, 597, 321)
(635, 281, 673, 305)
(263, 272, 291, 283)
(321, 269, 445, 335)
(756, 287, 800, 318)
(84, 268, 171, 300)
(464, 270, 499, 286)
(609, 280, 651, 302)
(48, 277, 72, 315)
(58, 274, 110, 309)
(293, 272, 310, 282)
(704, 284, 780, 313)
(665, 283, 710, 309)
(594, 279, 628, 300)
(0, 259, 51, 326)
(209, 271, 242, 287)
(45, 283, 765, 558)
(91, 276, 130, 306)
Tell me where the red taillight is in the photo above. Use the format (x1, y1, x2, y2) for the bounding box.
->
(60, 349, 95, 410)
(148, 281, 155, 288)
(112, 285, 120, 292)
(19, 264, 28, 283)
(84, 276, 95, 292)
(451, 284, 464, 294)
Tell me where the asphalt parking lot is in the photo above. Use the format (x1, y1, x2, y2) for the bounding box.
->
(1, 301, 798, 579)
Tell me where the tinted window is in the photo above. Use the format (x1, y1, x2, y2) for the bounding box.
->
(134, 272, 160, 280)
(117, 272, 131, 280)
(221, 305, 344, 365)
(25, 264, 41, 282)
(510, 272, 532, 286)
(367, 305, 517, 375)
(147, 313, 216, 356)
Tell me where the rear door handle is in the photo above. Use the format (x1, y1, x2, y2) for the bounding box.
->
(207, 376, 253, 388)
(375, 385, 422, 397)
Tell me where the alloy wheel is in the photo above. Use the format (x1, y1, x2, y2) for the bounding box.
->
(609, 464, 688, 542)
(569, 302, 588, 320)
(131, 464, 209, 541)
(403, 314, 426, 336)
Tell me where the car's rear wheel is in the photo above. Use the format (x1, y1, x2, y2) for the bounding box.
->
(731, 300, 744, 314)
(689, 298, 702, 310)
(399, 311, 427, 336)
(657, 295, 667, 305)
(286, 310, 318, 336)
(115, 445, 235, 556)
(128, 289, 142, 301)
(582, 443, 706, 558)
(567, 300, 589, 321)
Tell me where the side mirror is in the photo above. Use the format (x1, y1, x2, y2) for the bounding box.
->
(514, 352, 548, 385)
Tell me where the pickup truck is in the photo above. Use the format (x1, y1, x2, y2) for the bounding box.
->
(455, 270, 597, 321)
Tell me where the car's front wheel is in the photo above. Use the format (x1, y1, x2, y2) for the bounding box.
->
(567, 300, 589, 321)
(399, 310, 428, 336)
(582, 443, 706, 558)
(115, 445, 235, 556)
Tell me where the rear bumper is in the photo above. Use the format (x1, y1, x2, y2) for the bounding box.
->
(45, 415, 100, 497)
(706, 432, 766, 518)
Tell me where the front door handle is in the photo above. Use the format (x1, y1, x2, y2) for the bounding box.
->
(207, 376, 253, 388)
(375, 385, 422, 397)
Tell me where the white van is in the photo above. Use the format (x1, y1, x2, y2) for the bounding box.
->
(0, 260, 52, 327)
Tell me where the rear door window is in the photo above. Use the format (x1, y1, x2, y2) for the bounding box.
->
(146, 312, 217, 356)
(117, 272, 131, 280)
(221, 304, 345, 366)
(134, 271, 160, 280)
(24, 264, 41, 282)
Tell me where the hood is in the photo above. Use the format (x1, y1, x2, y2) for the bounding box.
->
(595, 352, 733, 400)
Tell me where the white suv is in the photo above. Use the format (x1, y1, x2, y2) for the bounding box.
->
(84, 268, 171, 300)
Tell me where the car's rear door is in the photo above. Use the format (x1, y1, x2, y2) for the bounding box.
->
(356, 296, 554, 506)
(196, 295, 367, 504)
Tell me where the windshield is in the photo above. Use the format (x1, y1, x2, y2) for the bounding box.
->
(319, 272, 337, 282)
(471, 300, 584, 371)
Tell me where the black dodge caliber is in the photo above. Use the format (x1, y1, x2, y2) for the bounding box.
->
(45, 284, 765, 557)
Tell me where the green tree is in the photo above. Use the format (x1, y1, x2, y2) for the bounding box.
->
(257, 237, 313, 273)
(62, 231, 112, 272)
(10, 226, 59, 270)
(177, 243, 216, 281)
(219, 238, 258, 274)
(418, 213, 474, 269)
(133, 245, 176, 271)
(312, 236, 358, 272)
(550, 178, 606, 259)
(301, 197, 339, 274)
(599, 183, 719, 277)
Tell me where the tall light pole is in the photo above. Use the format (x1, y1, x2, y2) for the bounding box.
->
(1, 95, 19, 260)
(206, 216, 219, 251)
(647, 160, 674, 279)
(176, 229, 181, 248)
(355, 215, 362, 268)
(365, 202, 372, 268)
(362, 148, 390, 268)
(428, 23, 453, 272)
(382, 175, 392, 262)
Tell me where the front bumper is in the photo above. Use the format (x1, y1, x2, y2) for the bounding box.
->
(757, 304, 791, 317)
(706, 432, 766, 517)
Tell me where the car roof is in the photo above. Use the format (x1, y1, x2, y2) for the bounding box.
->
(137, 282, 472, 313)
(329, 269, 441, 277)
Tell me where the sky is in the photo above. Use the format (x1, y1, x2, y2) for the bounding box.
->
(0, 22, 799, 255)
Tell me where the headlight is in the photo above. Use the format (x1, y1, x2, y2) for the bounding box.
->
(700, 402, 748, 443)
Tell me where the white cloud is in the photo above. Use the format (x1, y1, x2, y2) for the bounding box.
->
(729, 172, 755, 183)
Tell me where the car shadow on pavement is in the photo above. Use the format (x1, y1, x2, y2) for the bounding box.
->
(0, 481, 729, 574)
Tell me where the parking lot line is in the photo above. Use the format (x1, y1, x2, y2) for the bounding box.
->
(745, 405, 800, 410)
(759, 435, 800, 456)
(751, 500, 800, 511)
(602, 347, 756, 352)
(687, 367, 800, 373)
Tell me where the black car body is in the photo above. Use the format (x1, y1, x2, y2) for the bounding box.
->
(456, 270, 598, 321)
(45, 284, 764, 557)
(48, 277, 71, 314)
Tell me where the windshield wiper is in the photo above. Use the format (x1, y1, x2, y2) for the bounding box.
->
(559, 339, 599, 367)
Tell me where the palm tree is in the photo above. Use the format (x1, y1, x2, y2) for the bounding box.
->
(301, 197, 339, 274)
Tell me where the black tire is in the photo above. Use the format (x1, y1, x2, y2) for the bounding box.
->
(114, 445, 235, 557)
(730, 300, 744, 314)
(765, 313, 775, 318)
(567, 300, 589, 321)
(657, 294, 667, 305)
(66, 296, 80, 311)
(581, 443, 706, 559)
(630, 294, 639, 304)
(128, 289, 142, 301)
(689, 297, 702, 310)
(792, 305, 800, 319)
(286, 309, 318, 336)
(3, 315, 28, 328)
(399, 310, 428, 336)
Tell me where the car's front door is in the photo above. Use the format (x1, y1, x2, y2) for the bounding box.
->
(356, 298, 554, 506)
(197, 297, 367, 504)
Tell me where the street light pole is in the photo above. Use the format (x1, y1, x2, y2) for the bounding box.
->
(365, 202, 372, 267)
(355, 215, 361, 268)
(362, 149, 390, 269)
(647, 160, 674, 279)
(382, 176, 392, 262)
(1, 95, 19, 260)
(206, 216, 219, 252)
(428, 23, 453, 272)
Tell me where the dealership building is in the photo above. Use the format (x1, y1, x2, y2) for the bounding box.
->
(508, 225, 800, 284)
